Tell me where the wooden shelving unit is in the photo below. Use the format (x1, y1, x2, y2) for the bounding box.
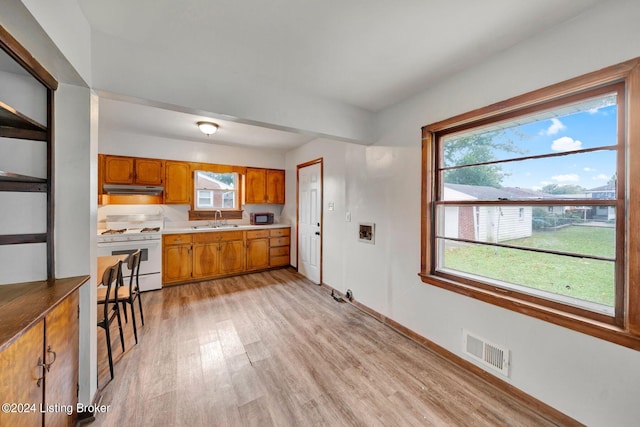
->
(0, 25, 56, 279)
(0, 100, 47, 141)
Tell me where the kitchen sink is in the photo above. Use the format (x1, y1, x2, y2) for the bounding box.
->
(191, 224, 239, 230)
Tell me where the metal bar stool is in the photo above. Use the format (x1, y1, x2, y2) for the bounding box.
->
(97, 260, 126, 380)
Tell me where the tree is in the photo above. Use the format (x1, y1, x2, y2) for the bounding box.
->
(540, 184, 586, 194)
(443, 131, 524, 188)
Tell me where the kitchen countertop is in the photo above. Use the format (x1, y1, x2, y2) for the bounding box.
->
(163, 224, 291, 235)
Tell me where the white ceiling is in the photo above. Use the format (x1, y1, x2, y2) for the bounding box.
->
(99, 96, 316, 151)
(78, 0, 606, 149)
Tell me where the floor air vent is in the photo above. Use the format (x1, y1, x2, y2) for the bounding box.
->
(462, 329, 510, 377)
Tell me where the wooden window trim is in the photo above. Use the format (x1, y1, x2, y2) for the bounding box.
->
(188, 209, 243, 221)
(420, 57, 640, 351)
(189, 168, 243, 219)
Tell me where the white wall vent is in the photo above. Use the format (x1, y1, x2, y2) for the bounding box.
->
(462, 329, 510, 377)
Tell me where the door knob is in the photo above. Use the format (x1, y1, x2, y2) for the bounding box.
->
(315, 231, 320, 235)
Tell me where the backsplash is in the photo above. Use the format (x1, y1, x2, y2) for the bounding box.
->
(98, 203, 286, 230)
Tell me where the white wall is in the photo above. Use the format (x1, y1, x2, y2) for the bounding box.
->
(19, 0, 92, 85)
(283, 138, 349, 287)
(99, 126, 286, 170)
(284, 1, 640, 425)
(54, 84, 97, 405)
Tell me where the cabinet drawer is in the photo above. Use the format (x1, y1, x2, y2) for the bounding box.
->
(270, 236, 290, 247)
(193, 232, 221, 243)
(269, 228, 290, 237)
(246, 229, 269, 239)
(219, 230, 244, 241)
(164, 234, 192, 245)
(270, 255, 290, 267)
(270, 246, 289, 257)
(193, 231, 242, 243)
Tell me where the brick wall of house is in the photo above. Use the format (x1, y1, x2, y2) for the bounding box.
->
(458, 206, 475, 240)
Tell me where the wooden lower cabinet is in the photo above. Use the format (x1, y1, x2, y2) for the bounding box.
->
(0, 290, 79, 427)
(164, 230, 247, 284)
(163, 227, 290, 285)
(0, 321, 43, 427)
(246, 230, 270, 271)
(44, 292, 79, 427)
(163, 234, 193, 284)
(270, 228, 291, 267)
(192, 242, 220, 278)
(219, 240, 245, 275)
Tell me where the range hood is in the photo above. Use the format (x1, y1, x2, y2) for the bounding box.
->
(103, 184, 164, 196)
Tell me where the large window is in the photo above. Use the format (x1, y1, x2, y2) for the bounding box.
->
(421, 59, 640, 350)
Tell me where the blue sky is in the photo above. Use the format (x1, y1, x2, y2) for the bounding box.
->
(488, 102, 617, 191)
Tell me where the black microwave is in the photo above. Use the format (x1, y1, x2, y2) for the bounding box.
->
(250, 212, 274, 225)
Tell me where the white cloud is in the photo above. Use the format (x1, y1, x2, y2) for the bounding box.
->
(593, 174, 609, 180)
(583, 167, 596, 172)
(540, 181, 552, 186)
(552, 174, 580, 182)
(551, 136, 582, 152)
(545, 118, 566, 135)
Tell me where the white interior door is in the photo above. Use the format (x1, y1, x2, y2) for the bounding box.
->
(298, 162, 321, 284)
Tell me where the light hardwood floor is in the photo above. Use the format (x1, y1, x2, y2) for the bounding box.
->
(94, 268, 564, 426)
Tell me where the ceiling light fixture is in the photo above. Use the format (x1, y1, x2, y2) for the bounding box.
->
(197, 121, 218, 136)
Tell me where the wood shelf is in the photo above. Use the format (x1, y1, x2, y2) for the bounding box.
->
(0, 101, 47, 141)
(0, 171, 47, 192)
(0, 233, 47, 245)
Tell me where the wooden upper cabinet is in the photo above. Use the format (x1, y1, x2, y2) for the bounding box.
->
(246, 168, 267, 204)
(135, 158, 164, 185)
(103, 155, 134, 184)
(164, 161, 191, 204)
(246, 167, 285, 204)
(266, 169, 285, 204)
(102, 155, 164, 186)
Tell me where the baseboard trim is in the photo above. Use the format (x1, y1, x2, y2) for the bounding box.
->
(319, 282, 582, 427)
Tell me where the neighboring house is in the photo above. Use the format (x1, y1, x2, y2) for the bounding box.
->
(194, 172, 235, 209)
(443, 184, 536, 243)
(585, 183, 616, 220)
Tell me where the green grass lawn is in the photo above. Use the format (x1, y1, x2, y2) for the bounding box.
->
(443, 226, 615, 306)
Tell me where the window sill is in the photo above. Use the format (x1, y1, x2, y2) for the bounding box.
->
(418, 272, 640, 351)
(189, 210, 243, 220)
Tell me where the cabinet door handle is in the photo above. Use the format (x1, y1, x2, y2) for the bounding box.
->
(44, 345, 57, 372)
(37, 357, 45, 387)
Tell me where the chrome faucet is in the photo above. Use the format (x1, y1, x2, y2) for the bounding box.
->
(214, 210, 222, 228)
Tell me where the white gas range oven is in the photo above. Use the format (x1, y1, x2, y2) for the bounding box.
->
(97, 214, 163, 291)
